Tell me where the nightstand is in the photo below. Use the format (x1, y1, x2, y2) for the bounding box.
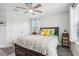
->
(62, 33, 69, 47)
(32, 32, 37, 35)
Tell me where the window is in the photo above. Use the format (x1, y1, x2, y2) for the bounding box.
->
(32, 19, 37, 34)
(32, 19, 37, 28)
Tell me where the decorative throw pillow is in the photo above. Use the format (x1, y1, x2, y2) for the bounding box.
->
(40, 29, 55, 36)
(49, 29, 55, 36)
(40, 29, 49, 36)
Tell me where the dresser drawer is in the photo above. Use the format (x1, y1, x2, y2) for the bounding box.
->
(63, 41, 68, 44)
(62, 33, 69, 47)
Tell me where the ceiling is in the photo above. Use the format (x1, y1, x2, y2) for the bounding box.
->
(0, 3, 72, 18)
(41, 3, 71, 13)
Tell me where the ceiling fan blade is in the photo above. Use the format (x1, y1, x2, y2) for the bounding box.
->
(16, 7, 26, 9)
(13, 9, 19, 11)
(25, 3, 33, 8)
(29, 3, 33, 8)
(33, 4, 41, 9)
(24, 11, 28, 14)
(25, 3, 30, 7)
(33, 10, 42, 13)
(29, 3, 32, 5)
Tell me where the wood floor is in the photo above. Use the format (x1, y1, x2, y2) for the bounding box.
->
(0, 46, 15, 56)
(0, 45, 73, 56)
(57, 46, 73, 56)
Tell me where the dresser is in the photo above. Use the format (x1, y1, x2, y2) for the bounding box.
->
(62, 33, 69, 47)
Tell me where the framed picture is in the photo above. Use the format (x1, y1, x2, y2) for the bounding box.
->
(0, 20, 6, 26)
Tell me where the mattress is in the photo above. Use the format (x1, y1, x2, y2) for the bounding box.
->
(13, 35, 59, 56)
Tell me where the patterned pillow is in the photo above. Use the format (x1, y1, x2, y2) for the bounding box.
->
(40, 29, 55, 36)
(49, 29, 55, 36)
(40, 29, 49, 36)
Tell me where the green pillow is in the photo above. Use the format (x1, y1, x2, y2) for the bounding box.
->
(49, 29, 55, 36)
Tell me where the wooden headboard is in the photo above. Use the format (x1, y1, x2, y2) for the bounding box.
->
(40, 27, 59, 36)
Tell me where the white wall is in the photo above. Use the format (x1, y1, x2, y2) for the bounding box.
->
(0, 26, 7, 47)
(0, 3, 32, 47)
(6, 10, 32, 45)
(38, 12, 69, 43)
(0, 4, 7, 48)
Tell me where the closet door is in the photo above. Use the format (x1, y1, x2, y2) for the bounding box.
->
(0, 4, 7, 48)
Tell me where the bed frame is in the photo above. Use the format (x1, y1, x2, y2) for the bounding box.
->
(15, 44, 45, 56)
(15, 27, 59, 56)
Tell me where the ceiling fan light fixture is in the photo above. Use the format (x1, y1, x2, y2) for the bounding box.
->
(28, 10, 33, 12)
(14, 3, 42, 14)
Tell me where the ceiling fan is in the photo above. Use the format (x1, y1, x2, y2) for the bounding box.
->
(14, 3, 42, 14)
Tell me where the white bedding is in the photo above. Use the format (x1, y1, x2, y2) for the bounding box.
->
(13, 35, 59, 56)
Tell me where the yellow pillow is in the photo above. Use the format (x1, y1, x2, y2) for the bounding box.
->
(41, 29, 49, 36)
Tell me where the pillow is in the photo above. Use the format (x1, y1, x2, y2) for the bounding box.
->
(40, 29, 55, 36)
(49, 29, 55, 36)
(40, 29, 49, 36)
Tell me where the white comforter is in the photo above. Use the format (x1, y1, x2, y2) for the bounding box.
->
(13, 35, 59, 56)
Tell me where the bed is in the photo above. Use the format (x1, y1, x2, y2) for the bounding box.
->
(13, 27, 59, 56)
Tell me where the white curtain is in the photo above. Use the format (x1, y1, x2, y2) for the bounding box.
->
(70, 4, 78, 42)
(70, 4, 79, 42)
